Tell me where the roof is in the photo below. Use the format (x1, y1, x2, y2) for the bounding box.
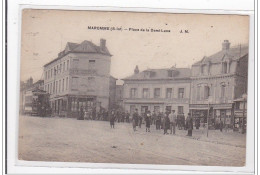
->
(44, 40, 111, 67)
(123, 67, 191, 81)
(193, 45, 248, 66)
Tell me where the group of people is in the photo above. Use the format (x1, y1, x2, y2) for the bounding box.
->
(78, 105, 196, 136)
(129, 109, 194, 136)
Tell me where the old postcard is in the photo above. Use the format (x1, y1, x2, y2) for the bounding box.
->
(18, 10, 250, 167)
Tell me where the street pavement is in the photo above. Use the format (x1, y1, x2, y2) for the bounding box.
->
(18, 115, 246, 166)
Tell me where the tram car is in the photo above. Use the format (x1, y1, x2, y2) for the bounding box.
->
(23, 88, 51, 116)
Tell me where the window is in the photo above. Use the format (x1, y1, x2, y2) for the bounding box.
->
(130, 105, 136, 114)
(53, 82, 55, 93)
(57, 65, 59, 74)
(154, 106, 160, 113)
(62, 79, 64, 92)
(166, 88, 172, 98)
(89, 60, 96, 69)
(67, 60, 69, 70)
(88, 77, 95, 88)
(178, 88, 184, 98)
(222, 62, 227, 73)
(59, 80, 61, 92)
(178, 106, 184, 114)
(56, 81, 58, 93)
(66, 77, 68, 90)
(71, 77, 79, 90)
(48, 70, 50, 79)
(221, 84, 226, 98)
(143, 88, 149, 98)
(45, 85, 47, 91)
(166, 106, 172, 112)
(130, 88, 137, 98)
(45, 71, 47, 79)
(51, 68, 53, 78)
(50, 83, 52, 94)
(201, 65, 207, 75)
(63, 62, 65, 72)
(204, 86, 210, 99)
(154, 88, 161, 98)
(197, 86, 201, 100)
(60, 64, 62, 73)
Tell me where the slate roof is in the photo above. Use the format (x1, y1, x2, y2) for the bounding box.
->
(193, 45, 248, 66)
(123, 67, 191, 81)
(44, 40, 111, 67)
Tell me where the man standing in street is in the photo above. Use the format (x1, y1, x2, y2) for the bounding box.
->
(186, 113, 193, 136)
(169, 110, 177, 135)
(132, 109, 139, 131)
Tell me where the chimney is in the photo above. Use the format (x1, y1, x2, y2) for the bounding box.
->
(100, 39, 106, 51)
(222, 40, 230, 51)
(134, 65, 139, 74)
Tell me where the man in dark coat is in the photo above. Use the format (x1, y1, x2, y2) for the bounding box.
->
(78, 106, 84, 120)
(132, 109, 139, 131)
(145, 111, 151, 132)
(163, 114, 170, 135)
(155, 112, 161, 130)
(219, 119, 224, 132)
(186, 113, 193, 136)
(110, 110, 116, 128)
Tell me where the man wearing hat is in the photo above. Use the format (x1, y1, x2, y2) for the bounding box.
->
(186, 113, 193, 136)
(169, 110, 177, 134)
(132, 108, 139, 131)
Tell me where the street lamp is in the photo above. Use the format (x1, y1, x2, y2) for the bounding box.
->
(207, 96, 213, 137)
(242, 93, 247, 134)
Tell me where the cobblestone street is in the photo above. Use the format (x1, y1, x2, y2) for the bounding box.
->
(18, 115, 246, 166)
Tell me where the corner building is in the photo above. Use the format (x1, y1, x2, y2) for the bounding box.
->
(122, 66, 191, 115)
(189, 40, 248, 128)
(43, 39, 112, 117)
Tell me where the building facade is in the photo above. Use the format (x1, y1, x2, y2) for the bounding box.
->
(43, 39, 113, 117)
(189, 40, 248, 128)
(122, 66, 191, 115)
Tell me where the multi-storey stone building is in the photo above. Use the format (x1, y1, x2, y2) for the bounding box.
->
(122, 66, 191, 115)
(43, 39, 114, 117)
(189, 40, 248, 128)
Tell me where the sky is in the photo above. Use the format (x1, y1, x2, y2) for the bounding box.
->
(20, 10, 249, 84)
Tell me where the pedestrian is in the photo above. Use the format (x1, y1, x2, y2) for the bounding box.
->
(162, 113, 170, 135)
(77, 106, 84, 120)
(138, 113, 143, 128)
(219, 119, 224, 132)
(186, 113, 193, 136)
(110, 110, 115, 128)
(155, 112, 160, 130)
(145, 111, 151, 132)
(169, 110, 177, 134)
(125, 111, 130, 123)
(195, 117, 200, 129)
(132, 109, 139, 131)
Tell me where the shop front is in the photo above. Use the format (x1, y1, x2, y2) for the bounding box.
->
(51, 95, 98, 118)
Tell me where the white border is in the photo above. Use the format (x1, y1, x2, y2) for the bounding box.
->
(7, 1, 255, 174)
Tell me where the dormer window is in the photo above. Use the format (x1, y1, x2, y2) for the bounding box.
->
(168, 70, 179, 77)
(222, 62, 228, 74)
(144, 71, 156, 78)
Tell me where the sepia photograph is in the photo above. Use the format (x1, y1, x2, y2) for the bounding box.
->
(18, 10, 250, 167)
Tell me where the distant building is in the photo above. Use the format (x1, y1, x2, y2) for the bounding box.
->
(43, 39, 113, 117)
(122, 66, 191, 115)
(20, 78, 45, 114)
(189, 40, 248, 128)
